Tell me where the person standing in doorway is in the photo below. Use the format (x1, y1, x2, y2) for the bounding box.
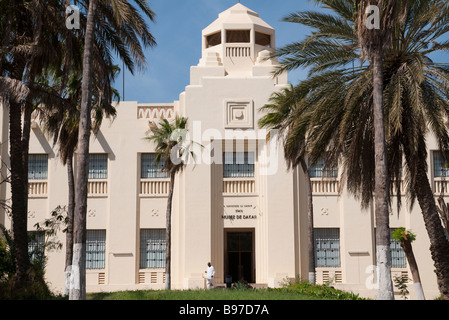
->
(205, 262, 215, 289)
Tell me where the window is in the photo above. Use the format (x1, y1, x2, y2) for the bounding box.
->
(206, 31, 221, 48)
(314, 228, 340, 267)
(89, 154, 108, 179)
(28, 231, 45, 263)
(28, 154, 48, 180)
(226, 30, 250, 43)
(308, 158, 338, 178)
(390, 232, 407, 268)
(255, 32, 271, 47)
(140, 229, 166, 269)
(223, 152, 255, 178)
(374, 228, 407, 268)
(141, 153, 169, 179)
(433, 151, 449, 177)
(86, 230, 106, 269)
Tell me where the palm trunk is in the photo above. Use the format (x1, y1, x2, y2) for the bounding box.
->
(372, 53, 394, 300)
(9, 99, 30, 291)
(22, 101, 32, 217)
(300, 158, 315, 284)
(16, 99, 33, 288)
(165, 171, 175, 290)
(69, 0, 97, 300)
(61, 0, 74, 297)
(436, 198, 449, 239)
(64, 152, 75, 296)
(9, 54, 30, 292)
(61, 0, 73, 92)
(404, 148, 449, 300)
(400, 238, 425, 300)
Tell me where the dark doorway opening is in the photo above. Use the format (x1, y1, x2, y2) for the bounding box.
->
(224, 230, 254, 283)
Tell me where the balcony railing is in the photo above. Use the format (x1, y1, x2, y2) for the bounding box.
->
(310, 178, 339, 195)
(28, 181, 48, 197)
(88, 180, 108, 197)
(225, 45, 251, 58)
(434, 178, 449, 194)
(140, 179, 170, 197)
(223, 178, 256, 195)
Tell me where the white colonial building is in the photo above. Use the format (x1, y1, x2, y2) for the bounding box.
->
(0, 4, 445, 299)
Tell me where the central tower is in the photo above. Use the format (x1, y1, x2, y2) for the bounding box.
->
(195, 3, 279, 77)
(174, 4, 295, 290)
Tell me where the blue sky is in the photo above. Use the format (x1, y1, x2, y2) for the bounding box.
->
(114, 0, 317, 103)
(113, 0, 449, 104)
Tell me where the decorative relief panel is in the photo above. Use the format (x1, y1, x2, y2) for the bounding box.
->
(88, 209, 96, 218)
(224, 99, 254, 129)
(138, 105, 174, 121)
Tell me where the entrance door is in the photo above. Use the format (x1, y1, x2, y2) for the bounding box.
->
(225, 230, 254, 283)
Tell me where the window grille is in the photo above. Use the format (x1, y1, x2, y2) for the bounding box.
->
(88, 154, 108, 179)
(223, 152, 255, 178)
(314, 228, 341, 267)
(140, 229, 166, 269)
(86, 230, 106, 269)
(308, 158, 338, 178)
(28, 231, 45, 263)
(141, 154, 169, 179)
(389, 230, 407, 268)
(28, 154, 48, 180)
(374, 228, 407, 268)
(433, 151, 449, 177)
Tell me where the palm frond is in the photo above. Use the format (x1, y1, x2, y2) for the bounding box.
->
(145, 115, 199, 175)
(0, 77, 30, 102)
(260, 0, 449, 209)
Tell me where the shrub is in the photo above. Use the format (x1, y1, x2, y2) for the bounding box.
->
(0, 224, 58, 300)
(284, 280, 367, 300)
(232, 280, 253, 290)
(0, 225, 15, 281)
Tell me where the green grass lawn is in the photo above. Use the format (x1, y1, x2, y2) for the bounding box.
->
(87, 282, 367, 300)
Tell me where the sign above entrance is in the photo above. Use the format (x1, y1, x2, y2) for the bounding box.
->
(222, 204, 257, 220)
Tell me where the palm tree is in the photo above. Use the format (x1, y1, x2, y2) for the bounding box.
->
(259, 85, 316, 284)
(70, 0, 156, 300)
(0, 0, 76, 293)
(145, 116, 196, 290)
(70, 0, 98, 300)
(392, 228, 425, 299)
(40, 65, 118, 295)
(356, 0, 408, 300)
(354, 0, 449, 299)
(270, 0, 449, 299)
(0, 0, 154, 297)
